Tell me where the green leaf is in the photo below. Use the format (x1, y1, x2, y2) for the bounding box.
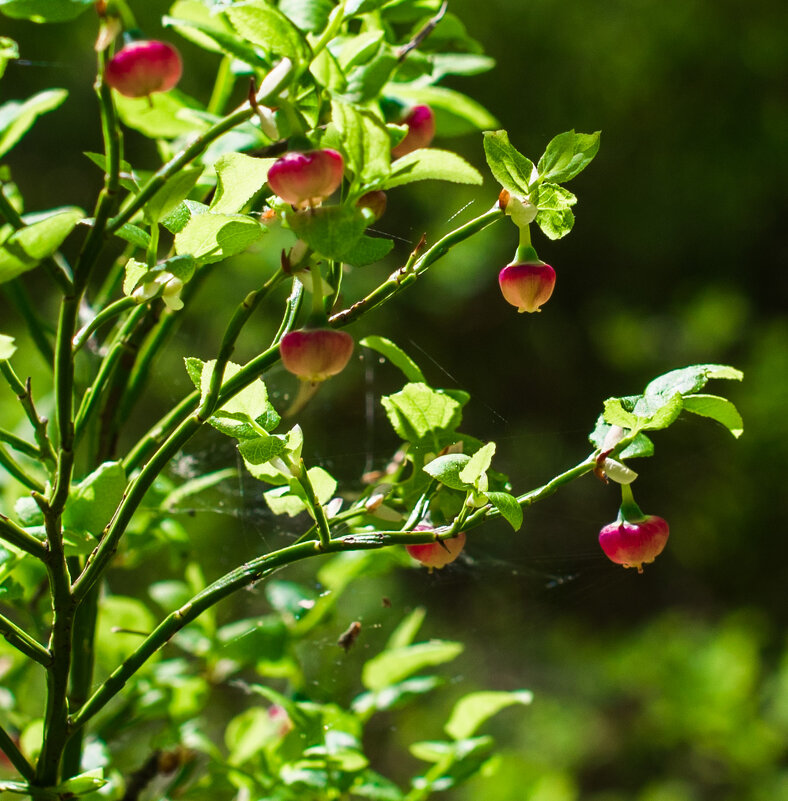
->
(423, 453, 472, 490)
(55, 769, 107, 796)
(535, 207, 575, 240)
(459, 442, 495, 487)
(0, 206, 82, 284)
(114, 223, 150, 250)
(353, 676, 443, 718)
(210, 153, 275, 215)
(344, 0, 389, 16)
(643, 363, 743, 398)
(0, 88, 67, 158)
(485, 491, 522, 531)
(536, 130, 601, 184)
(63, 462, 126, 537)
(225, 1, 309, 64)
(683, 394, 744, 438)
(0, 0, 92, 23)
(386, 84, 498, 136)
(264, 467, 337, 516)
(346, 46, 398, 102)
(165, 6, 270, 67)
(338, 31, 384, 70)
(114, 89, 209, 139)
(144, 166, 203, 224)
(0, 37, 18, 80)
(381, 383, 462, 444)
(331, 99, 391, 186)
(362, 640, 464, 691)
(342, 234, 394, 266)
(386, 606, 426, 650)
(0, 333, 15, 359)
(280, 0, 334, 32)
(444, 690, 532, 740)
(602, 398, 638, 429)
(432, 53, 496, 79)
(360, 336, 426, 383)
(350, 769, 406, 801)
(383, 148, 482, 189)
(482, 130, 533, 195)
(84, 151, 139, 192)
(238, 434, 287, 465)
(588, 417, 655, 459)
(635, 393, 684, 431)
(175, 212, 264, 264)
(287, 205, 366, 261)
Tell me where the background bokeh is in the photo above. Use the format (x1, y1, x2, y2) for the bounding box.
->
(2, 1, 787, 799)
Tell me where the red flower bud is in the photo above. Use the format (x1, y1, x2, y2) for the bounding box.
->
(406, 525, 466, 570)
(267, 149, 344, 209)
(279, 328, 354, 383)
(598, 515, 670, 572)
(392, 105, 436, 158)
(498, 262, 556, 313)
(105, 40, 182, 98)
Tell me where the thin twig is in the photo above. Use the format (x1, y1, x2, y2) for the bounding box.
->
(396, 0, 449, 61)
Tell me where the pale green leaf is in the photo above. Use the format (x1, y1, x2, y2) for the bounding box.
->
(144, 166, 203, 223)
(225, 1, 309, 64)
(384, 148, 482, 189)
(174, 212, 264, 263)
(644, 363, 743, 398)
(683, 394, 744, 438)
(210, 153, 275, 215)
(114, 89, 209, 139)
(459, 442, 495, 486)
(360, 336, 426, 383)
(0, 333, 15, 360)
(536, 130, 601, 184)
(0, 206, 82, 283)
(362, 640, 464, 691)
(0, 88, 67, 157)
(0, 0, 92, 23)
(482, 130, 533, 195)
(381, 383, 462, 443)
(445, 690, 532, 740)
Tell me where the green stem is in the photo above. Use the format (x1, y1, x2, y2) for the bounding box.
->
(310, 0, 347, 57)
(72, 296, 137, 354)
(35, 517, 76, 786)
(0, 514, 47, 559)
(107, 58, 294, 234)
(69, 529, 455, 732)
(93, 243, 134, 310)
(73, 305, 148, 441)
(2, 282, 55, 365)
(0, 723, 35, 782)
(122, 277, 302, 473)
(289, 457, 331, 549)
(0, 362, 56, 464)
(0, 445, 45, 493)
(0, 427, 40, 461)
(331, 206, 504, 328)
(207, 54, 236, 116)
(60, 586, 99, 780)
(0, 610, 51, 665)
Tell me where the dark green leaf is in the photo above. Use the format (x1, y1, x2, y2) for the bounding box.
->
(63, 462, 126, 537)
(238, 434, 287, 465)
(360, 336, 426, 383)
(482, 130, 533, 195)
(485, 491, 522, 531)
(683, 394, 744, 437)
(288, 206, 366, 261)
(342, 234, 394, 266)
(536, 130, 601, 184)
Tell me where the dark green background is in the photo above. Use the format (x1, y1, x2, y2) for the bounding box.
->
(1, 1, 787, 798)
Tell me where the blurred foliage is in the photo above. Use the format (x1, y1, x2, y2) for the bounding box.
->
(1, 0, 786, 798)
